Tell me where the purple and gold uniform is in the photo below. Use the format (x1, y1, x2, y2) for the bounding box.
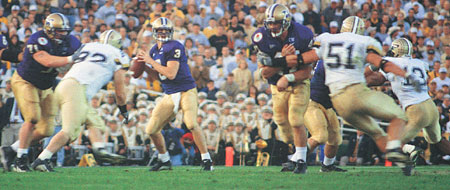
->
(304, 61, 342, 146)
(10, 30, 81, 136)
(145, 40, 199, 135)
(252, 21, 313, 143)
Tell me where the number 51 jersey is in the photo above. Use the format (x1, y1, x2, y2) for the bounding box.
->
(313, 32, 382, 95)
(63, 42, 130, 101)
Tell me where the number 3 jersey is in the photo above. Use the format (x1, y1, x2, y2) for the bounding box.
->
(381, 57, 430, 108)
(313, 32, 382, 95)
(17, 30, 81, 90)
(63, 42, 130, 101)
(148, 40, 196, 94)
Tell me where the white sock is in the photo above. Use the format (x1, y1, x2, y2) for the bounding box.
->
(386, 140, 401, 150)
(11, 141, 19, 152)
(323, 156, 336, 166)
(201, 153, 211, 160)
(290, 147, 307, 162)
(17, 148, 28, 158)
(38, 149, 54, 160)
(92, 142, 105, 151)
(158, 152, 170, 162)
(402, 144, 416, 154)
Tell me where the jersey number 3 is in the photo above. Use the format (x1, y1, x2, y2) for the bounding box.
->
(327, 43, 355, 69)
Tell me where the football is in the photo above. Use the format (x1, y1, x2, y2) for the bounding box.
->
(130, 57, 145, 78)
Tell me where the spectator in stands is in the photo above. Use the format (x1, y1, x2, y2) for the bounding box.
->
(210, 57, 227, 88)
(428, 61, 441, 82)
(95, 0, 116, 26)
(432, 68, 450, 91)
(209, 25, 228, 57)
(191, 53, 210, 90)
(7, 5, 23, 25)
(106, 118, 126, 156)
(187, 23, 210, 47)
(200, 80, 219, 100)
(17, 17, 36, 42)
(233, 58, 252, 94)
(303, 2, 322, 34)
(329, 21, 339, 34)
(220, 73, 239, 101)
(203, 48, 216, 67)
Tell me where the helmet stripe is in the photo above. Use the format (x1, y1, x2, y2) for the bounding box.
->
(104, 30, 113, 44)
(162, 17, 166, 25)
(56, 13, 66, 28)
(407, 39, 412, 56)
(352, 17, 360, 34)
(269, 4, 278, 19)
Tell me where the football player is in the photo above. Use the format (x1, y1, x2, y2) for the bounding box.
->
(284, 16, 423, 165)
(252, 4, 313, 174)
(304, 60, 347, 172)
(0, 13, 81, 172)
(29, 30, 129, 172)
(365, 38, 450, 175)
(134, 17, 213, 171)
(0, 34, 23, 63)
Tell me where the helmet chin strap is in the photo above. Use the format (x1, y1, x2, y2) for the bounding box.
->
(271, 29, 283, 37)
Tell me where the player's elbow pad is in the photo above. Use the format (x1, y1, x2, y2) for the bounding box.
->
(1, 48, 21, 63)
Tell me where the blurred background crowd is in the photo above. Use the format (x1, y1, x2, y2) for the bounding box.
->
(0, 0, 449, 167)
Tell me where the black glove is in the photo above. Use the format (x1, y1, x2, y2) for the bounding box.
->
(257, 51, 273, 66)
(118, 104, 129, 124)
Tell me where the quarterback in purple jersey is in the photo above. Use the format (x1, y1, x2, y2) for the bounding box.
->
(0, 13, 81, 172)
(252, 3, 313, 174)
(136, 17, 212, 171)
(304, 61, 346, 172)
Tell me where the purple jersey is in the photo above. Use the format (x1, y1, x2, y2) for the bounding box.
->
(17, 30, 81, 90)
(310, 61, 333, 109)
(0, 35, 8, 50)
(149, 40, 196, 94)
(252, 21, 314, 85)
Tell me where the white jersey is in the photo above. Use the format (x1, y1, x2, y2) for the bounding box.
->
(314, 32, 382, 95)
(381, 57, 430, 108)
(63, 43, 130, 101)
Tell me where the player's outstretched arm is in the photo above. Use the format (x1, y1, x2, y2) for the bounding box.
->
(32, 50, 74, 67)
(364, 66, 387, 87)
(0, 48, 23, 63)
(138, 50, 179, 80)
(285, 50, 320, 68)
(366, 53, 406, 77)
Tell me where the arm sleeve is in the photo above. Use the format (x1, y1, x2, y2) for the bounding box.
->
(166, 43, 183, 62)
(1, 48, 21, 62)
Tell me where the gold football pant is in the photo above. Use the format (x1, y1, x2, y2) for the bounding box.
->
(55, 78, 106, 141)
(271, 80, 310, 143)
(10, 72, 56, 136)
(304, 100, 342, 146)
(402, 98, 441, 144)
(146, 88, 199, 135)
(331, 83, 407, 140)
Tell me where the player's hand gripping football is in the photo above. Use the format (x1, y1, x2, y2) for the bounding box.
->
(281, 44, 295, 57)
(137, 49, 154, 66)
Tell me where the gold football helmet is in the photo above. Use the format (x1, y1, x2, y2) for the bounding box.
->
(340, 16, 365, 35)
(99, 29, 123, 49)
(44, 13, 71, 44)
(388, 38, 413, 57)
(152, 17, 173, 43)
(264, 4, 292, 37)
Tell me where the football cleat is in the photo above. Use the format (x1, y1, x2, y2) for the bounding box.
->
(293, 159, 307, 174)
(31, 158, 55, 172)
(401, 162, 415, 176)
(201, 159, 213, 171)
(0, 146, 16, 172)
(320, 163, 347, 172)
(149, 160, 172, 172)
(409, 146, 423, 165)
(93, 149, 126, 164)
(280, 160, 296, 172)
(386, 148, 409, 163)
(12, 155, 31, 172)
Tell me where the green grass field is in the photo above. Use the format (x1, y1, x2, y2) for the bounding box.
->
(1, 166, 449, 190)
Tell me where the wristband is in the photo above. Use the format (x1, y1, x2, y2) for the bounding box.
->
(67, 56, 73, 64)
(369, 64, 379, 72)
(379, 59, 389, 72)
(284, 74, 295, 82)
(273, 57, 287, 67)
(118, 104, 127, 113)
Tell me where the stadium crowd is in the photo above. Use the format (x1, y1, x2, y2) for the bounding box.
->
(0, 0, 450, 167)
